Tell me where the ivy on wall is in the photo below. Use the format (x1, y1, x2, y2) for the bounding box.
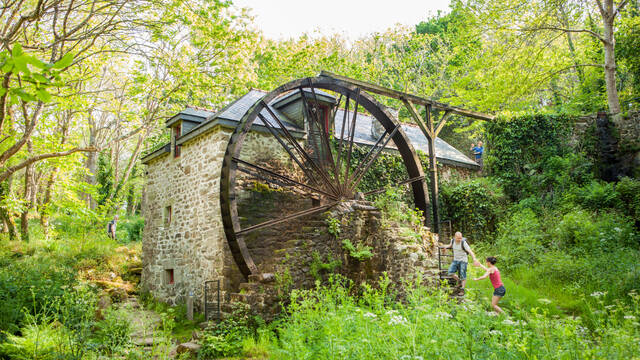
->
(484, 114, 576, 201)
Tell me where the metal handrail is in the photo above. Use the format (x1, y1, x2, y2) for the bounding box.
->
(204, 279, 221, 321)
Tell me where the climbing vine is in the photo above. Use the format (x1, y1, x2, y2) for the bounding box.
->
(484, 114, 576, 201)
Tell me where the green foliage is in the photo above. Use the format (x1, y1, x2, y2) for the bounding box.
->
(325, 216, 341, 238)
(117, 215, 145, 243)
(93, 308, 131, 354)
(487, 205, 640, 311)
(309, 251, 342, 281)
(440, 178, 507, 241)
(615, 177, 640, 227)
(199, 304, 264, 359)
(267, 277, 640, 359)
(373, 185, 424, 229)
(341, 239, 374, 261)
(489, 208, 546, 273)
(0, 256, 76, 335)
(484, 114, 577, 201)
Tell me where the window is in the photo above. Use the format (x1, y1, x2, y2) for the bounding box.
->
(164, 205, 172, 226)
(173, 124, 181, 158)
(165, 269, 174, 285)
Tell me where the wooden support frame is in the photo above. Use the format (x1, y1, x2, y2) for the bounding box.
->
(322, 71, 493, 233)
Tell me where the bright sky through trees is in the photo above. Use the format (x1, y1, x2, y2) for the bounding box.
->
(233, 0, 451, 39)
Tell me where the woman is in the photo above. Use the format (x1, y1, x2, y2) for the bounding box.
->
(472, 256, 506, 314)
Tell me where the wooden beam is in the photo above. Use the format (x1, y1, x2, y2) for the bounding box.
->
(320, 71, 495, 121)
(402, 99, 432, 139)
(434, 110, 453, 137)
(424, 104, 441, 232)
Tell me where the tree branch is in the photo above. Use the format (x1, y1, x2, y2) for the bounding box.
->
(0, 146, 97, 182)
(521, 25, 605, 43)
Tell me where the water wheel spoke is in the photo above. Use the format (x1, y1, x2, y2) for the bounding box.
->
(235, 202, 337, 236)
(307, 83, 340, 186)
(234, 157, 338, 200)
(343, 88, 361, 193)
(363, 176, 426, 196)
(297, 88, 340, 192)
(349, 124, 400, 191)
(335, 95, 350, 181)
(261, 101, 339, 195)
(257, 113, 323, 189)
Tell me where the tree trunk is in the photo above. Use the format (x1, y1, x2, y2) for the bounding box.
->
(601, 0, 622, 118)
(20, 141, 34, 242)
(0, 178, 16, 240)
(85, 121, 98, 209)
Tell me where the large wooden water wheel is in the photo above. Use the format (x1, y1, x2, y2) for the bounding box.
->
(220, 76, 429, 278)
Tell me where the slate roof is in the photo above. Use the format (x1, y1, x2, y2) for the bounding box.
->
(143, 89, 479, 169)
(334, 109, 479, 168)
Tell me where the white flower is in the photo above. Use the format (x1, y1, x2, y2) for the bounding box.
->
(590, 291, 606, 298)
(538, 298, 552, 305)
(489, 330, 502, 336)
(363, 312, 377, 318)
(503, 319, 526, 326)
(614, 227, 621, 232)
(624, 315, 636, 320)
(388, 315, 408, 325)
(435, 311, 453, 319)
(486, 311, 498, 317)
(386, 309, 399, 315)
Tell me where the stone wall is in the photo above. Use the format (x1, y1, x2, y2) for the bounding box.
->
(141, 125, 239, 309)
(141, 126, 301, 310)
(231, 199, 441, 317)
(574, 110, 640, 177)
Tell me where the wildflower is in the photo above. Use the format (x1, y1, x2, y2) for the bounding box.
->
(624, 315, 636, 320)
(538, 298, 552, 305)
(486, 311, 498, 317)
(386, 309, 398, 315)
(614, 227, 621, 232)
(388, 315, 408, 325)
(363, 312, 377, 319)
(590, 291, 606, 298)
(435, 311, 452, 319)
(489, 330, 502, 336)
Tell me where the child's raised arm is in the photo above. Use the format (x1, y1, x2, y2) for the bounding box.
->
(473, 269, 491, 281)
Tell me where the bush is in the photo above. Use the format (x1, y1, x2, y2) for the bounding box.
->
(117, 215, 145, 243)
(92, 308, 132, 354)
(0, 257, 76, 335)
(564, 180, 619, 211)
(199, 304, 264, 359)
(440, 177, 507, 241)
(490, 208, 546, 273)
(615, 177, 640, 228)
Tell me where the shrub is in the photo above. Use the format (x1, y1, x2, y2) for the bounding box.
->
(199, 304, 264, 359)
(440, 177, 507, 241)
(309, 251, 342, 281)
(92, 308, 132, 354)
(565, 180, 619, 211)
(615, 177, 640, 227)
(117, 215, 145, 243)
(341, 239, 374, 261)
(491, 208, 545, 273)
(0, 257, 76, 335)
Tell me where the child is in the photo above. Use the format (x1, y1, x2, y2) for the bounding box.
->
(472, 256, 506, 314)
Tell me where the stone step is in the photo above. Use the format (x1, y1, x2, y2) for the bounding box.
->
(239, 282, 262, 292)
(230, 292, 265, 306)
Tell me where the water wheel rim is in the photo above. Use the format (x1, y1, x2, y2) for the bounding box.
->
(220, 76, 429, 278)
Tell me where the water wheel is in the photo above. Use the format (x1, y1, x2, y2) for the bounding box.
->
(220, 76, 429, 277)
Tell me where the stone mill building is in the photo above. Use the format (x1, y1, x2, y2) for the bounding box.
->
(140, 87, 480, 311)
